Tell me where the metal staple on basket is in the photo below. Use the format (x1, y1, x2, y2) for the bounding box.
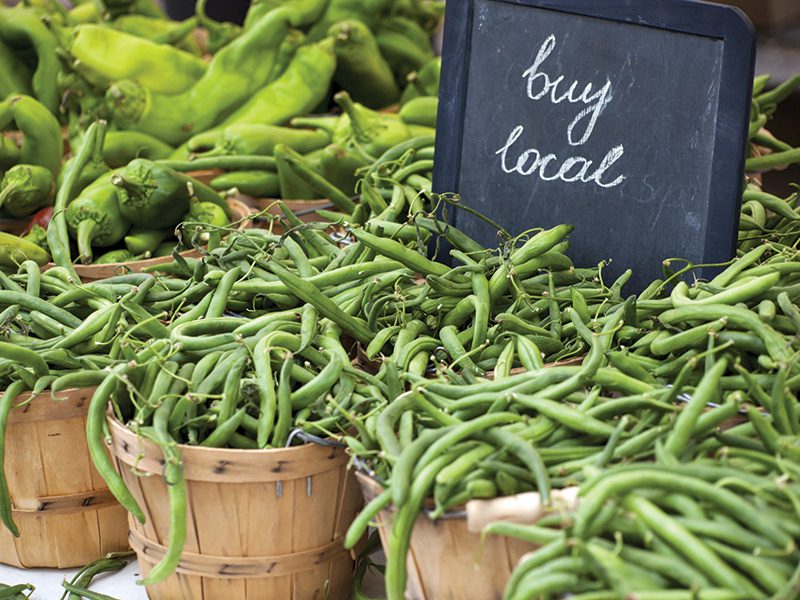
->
(273, 429, 350, 498)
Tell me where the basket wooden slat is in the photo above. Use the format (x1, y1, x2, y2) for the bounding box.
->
(0, 388, 129, 568)
(108, 417, 362, 600)
(357, 473, 533, 600)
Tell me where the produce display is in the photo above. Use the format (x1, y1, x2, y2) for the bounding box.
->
(0, 0, 799, 599)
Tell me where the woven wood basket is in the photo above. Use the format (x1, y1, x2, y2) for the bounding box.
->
(108, 417, 363, 599)
(356, 473, 534, 600)
(0, 387, 129, 568)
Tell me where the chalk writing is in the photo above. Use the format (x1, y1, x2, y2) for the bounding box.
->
(496, 35, 626, 188)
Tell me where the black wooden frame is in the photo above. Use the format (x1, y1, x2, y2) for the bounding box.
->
(432, 0, 756, 274)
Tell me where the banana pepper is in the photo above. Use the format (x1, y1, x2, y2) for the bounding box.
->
(0, 7, 60, 114)
(330, 20, 399, 109)
(0, 164, 54, 218)
(112, 158, 227, 227)
(106, 0, 329, 145)
(188, 123, 330, 157)
(0, 95, 62, 178)
(70, 25, 207, 95)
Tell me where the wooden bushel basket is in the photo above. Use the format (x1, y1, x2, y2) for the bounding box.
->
(108, 417, 363, 600)
(356, 473, 534, 600)
(0, 388, 129, 568)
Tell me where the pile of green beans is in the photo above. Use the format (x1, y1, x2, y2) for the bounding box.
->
(0, 87, 798, 598)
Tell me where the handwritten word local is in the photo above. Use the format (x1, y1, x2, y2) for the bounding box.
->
(496, 35, 627, 189)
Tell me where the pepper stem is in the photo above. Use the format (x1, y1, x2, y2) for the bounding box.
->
(111, 174, 148, 200)
(0, 185, 17, 210)
(333, 91, 380, 144)
(76, 218, 97, 265)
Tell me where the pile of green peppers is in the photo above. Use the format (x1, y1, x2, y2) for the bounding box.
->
(0, 0, 446, 260)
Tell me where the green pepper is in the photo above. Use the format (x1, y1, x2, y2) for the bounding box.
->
(154, 240, 178, 257)
(334, 91, 413, 156)
(188, 123, 331, 157)
(103, 131, 174, 168)
(320, 143, 370, 196)
(268, 28, 306, 83)
(0, 37, 32, 99)
(94, 0, 166, 20)
(210, 171, 280, 197)
(185, 200, 230, 228)
(379, 16, 432, 52)
(0, 230, 49, 267)
(330, 20, 400, 109)
(113, 15, 202, 55)
(112, 159, 226, 227)
(0, 164, 54, 218)
(0, 136, 19, 174)
(66, 182, 130, 264)
(243, 0, 291, 29)
(399, 72, 425, 105)
(106, 0, 329, 145)
(22, 223, 48, 252)
(305, 0, 391, 42)
(195, 0, 241, 54)
(124, 227, 170, 256)
(221, 37, 338, 128)
(399, 96, 437, 128)
(66, 2, 99, 24)
(70, 25, 207, 96)
(291, 115, 344, 139)
(0, 95, 63, 178)
(0, 7, 60, 114)
(388, 0, 445, 33)
(376, 26, 434, 81)
(416, 56, 441, 94)
(276, 144, 317, 200)
(95, 248, 136, 264)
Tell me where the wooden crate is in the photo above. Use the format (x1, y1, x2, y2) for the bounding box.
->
(357, 473, 534, 600)
(0, 388, 129, 568)
(108, 417, 363, 599)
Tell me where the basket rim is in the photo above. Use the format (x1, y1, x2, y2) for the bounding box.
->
(107, 412, 345, 457)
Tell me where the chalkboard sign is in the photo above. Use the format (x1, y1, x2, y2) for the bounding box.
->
(433, 0, 756, 291)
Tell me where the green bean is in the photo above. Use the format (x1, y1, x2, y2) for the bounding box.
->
(205, 267, 239, 319)
(0, 380, 26, 536)
(576, 469, 793, 550)
(267, 261, 374, 344)
(132, 372, 187, 582)
(272, 358, 294, 447)
(663, 358, 727, 457)
(624, 495, 762, 596)
(87, 364, 145, 523)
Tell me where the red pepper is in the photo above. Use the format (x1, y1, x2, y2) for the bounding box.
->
(22, 206, 53, 236)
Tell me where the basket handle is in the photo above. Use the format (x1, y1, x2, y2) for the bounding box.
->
(465, 487, 580, 533)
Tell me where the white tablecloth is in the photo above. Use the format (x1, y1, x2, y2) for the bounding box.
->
(0, 561, 148, 599)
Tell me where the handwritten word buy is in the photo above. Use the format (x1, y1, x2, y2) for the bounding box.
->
(496, 35, 626, 189)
